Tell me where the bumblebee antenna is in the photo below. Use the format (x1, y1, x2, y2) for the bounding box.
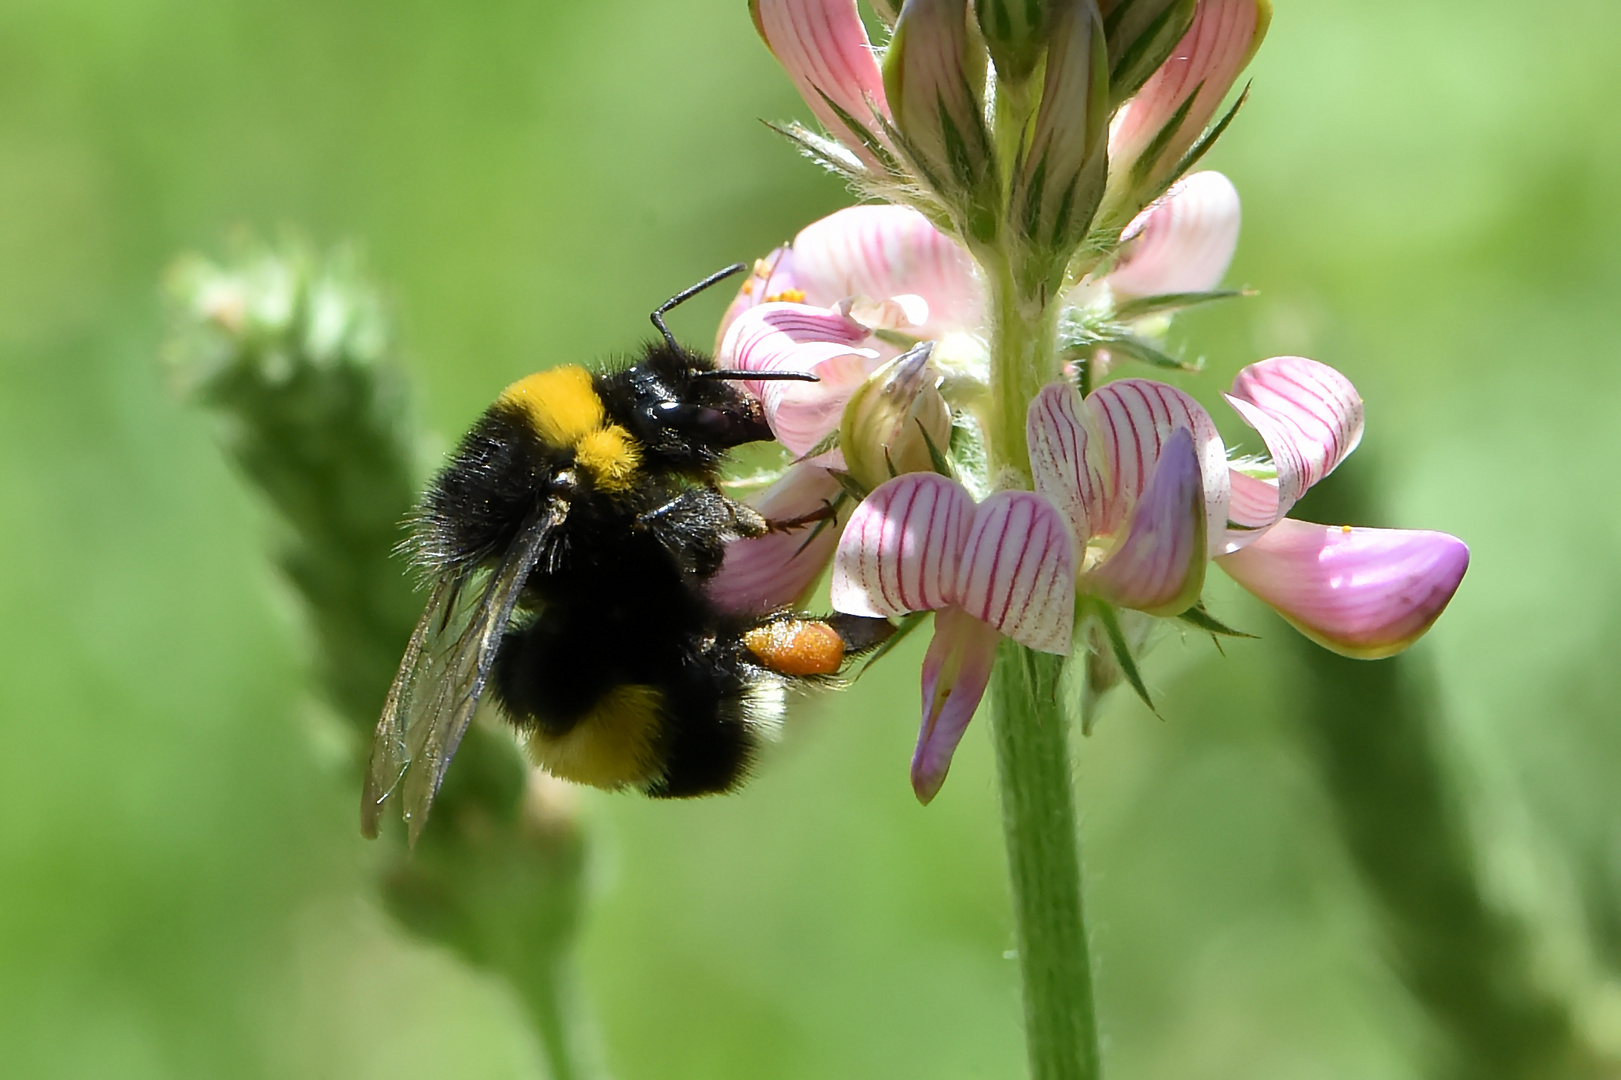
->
(651, 262, 748, 352)
(700, 369, 820, 383)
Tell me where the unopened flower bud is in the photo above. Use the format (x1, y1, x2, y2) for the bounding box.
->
(973, 0, 1052, 86)
(1099, 0, 1196, 107)
(1009, 0, 1109, 283)
(1107, 0, 1270, 205)
(884, 0, 1000, 243)
(839, 342, 952, 491)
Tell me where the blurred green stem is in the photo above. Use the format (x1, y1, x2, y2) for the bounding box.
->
(1291, 467, 1583, 1080)
(986, 266, 1101, 1080)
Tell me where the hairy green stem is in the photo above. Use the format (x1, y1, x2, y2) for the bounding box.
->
(985, 262, 1101, 1080)
(992, 643, 1101, 1080)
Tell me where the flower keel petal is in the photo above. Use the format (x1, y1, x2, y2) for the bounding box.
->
(1086, 427, 1207, 615)
(914, 607, 1002, 804)
(1217, 518, 1469, 659)
(708, 462, 844, 616)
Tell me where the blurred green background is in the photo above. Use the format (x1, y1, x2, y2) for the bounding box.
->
(3, 1, 1619, 1077)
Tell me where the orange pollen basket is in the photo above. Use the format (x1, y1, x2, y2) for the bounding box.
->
(742, 620, 846, 677)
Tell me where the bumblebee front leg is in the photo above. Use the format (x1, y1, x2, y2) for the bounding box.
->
(638, 486, 767, 575)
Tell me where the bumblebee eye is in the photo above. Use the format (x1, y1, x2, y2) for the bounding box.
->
(649, 400, 730, 435)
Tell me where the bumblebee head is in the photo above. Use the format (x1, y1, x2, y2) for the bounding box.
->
(607, 343, 777, 470)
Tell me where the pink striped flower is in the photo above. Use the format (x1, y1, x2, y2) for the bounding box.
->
(1213, 356, 1469, 657)
(830, 474, 1075, 802)
(1106, 171, 1242, 300)
(1029, 358, 1469, 659)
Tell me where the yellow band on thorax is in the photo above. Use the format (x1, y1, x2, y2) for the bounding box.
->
(499, 365, 641, 493)
(499, 366, 606, 449)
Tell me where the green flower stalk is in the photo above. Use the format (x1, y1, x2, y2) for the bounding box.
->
(165, 237, 602, 1080)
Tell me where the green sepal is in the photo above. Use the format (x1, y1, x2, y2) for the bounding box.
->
(814, 89, 908, 178)
(827, 468, 872, 504)
(1111, 288, 1251, 321)
(1178, 602, 1258, 639)
(1105, 0, 1197, 108)
(916, 418, 956, 478)
(796, 427, 843, 464)
(858, 611, 931, 678)
(1158, 81, 1250, 197)
(1094, 601, 1158, 716)
(1127, 81, 1200, 194)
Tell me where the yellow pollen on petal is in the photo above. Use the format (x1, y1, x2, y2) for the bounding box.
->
(765, 288, 805, 303)
(740, 280, 754, 295)
(1341, 524, 1353, 534)
(752, 258, 775, 277)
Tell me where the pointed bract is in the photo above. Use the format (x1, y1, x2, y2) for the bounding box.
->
(885, 0, 999, 236)
(1108, 0, 1267, 198)
(1217, 519, 1468, 658)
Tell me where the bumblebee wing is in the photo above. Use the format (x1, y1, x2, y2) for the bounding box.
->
(360, 496, 566, 844)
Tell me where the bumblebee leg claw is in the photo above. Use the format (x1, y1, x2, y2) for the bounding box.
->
(767, 500, 838, 532)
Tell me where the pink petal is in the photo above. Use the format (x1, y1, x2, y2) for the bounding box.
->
(1108, 171, 1242, 299)
(1217, 519, 1469, 659)
(707, 461, 844, 616)
(1027, 381, 1105, 544)
(714, 249, 801, 350)
(831, 472, 975, 618)
(1086, 426, 1206, 615)
(1085, 378, 1230, 555)
(913, 606, 1002, 804)
(1223, 356, 1364, 537)
(751, 0, 894, 169)
(716, 301, 881, 454)
(1109, 0, 1263, 190)
(790, 205, 983, 336)
(953, 491, 1075, 654)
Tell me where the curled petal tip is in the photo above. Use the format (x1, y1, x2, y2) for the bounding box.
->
(1218, 519, 1469, 659)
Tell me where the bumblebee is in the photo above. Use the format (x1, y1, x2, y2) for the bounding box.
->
(361, 265, 892, 843)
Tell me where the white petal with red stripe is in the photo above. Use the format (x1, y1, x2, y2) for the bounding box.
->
(831, 473, 975, 618)
(716, 301, 880, 455)
(791, 205, 983, 337)
(1217, 519, 1469, 659)
(1084, 378, 1229, 555)
(1026, 381, 1104, 544)
(1222, 356, 1364, 539)
(953, 491, 1075, 654)
(1086, 427, 1206, 615)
